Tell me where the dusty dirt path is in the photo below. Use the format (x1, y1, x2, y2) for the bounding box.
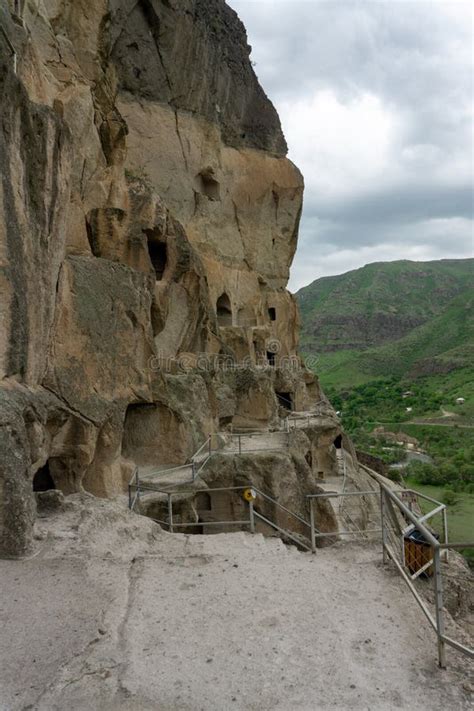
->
(0, 496, 471, 711)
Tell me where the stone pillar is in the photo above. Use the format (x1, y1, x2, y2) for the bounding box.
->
(0, 416, 36, 558)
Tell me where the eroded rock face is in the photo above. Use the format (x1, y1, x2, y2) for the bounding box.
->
(0, 0, 344, 556)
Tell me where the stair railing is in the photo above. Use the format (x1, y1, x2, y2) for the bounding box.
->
(128, 481, 317, 552)
(128, 398, 329, 492)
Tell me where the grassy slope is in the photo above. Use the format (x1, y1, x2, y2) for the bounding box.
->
(297, 258, 474, 395)
(298, 258, 473, 329)
(298, 260, 474, 557)
(316, 289, 474, 387)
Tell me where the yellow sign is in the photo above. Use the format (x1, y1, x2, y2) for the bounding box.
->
(243, 488, 257, 502)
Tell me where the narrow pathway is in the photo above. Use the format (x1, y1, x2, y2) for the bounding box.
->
(0, 496, 470, 710)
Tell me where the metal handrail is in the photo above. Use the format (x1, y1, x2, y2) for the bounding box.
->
(364, 465, 474, 667)
(128, 428, 293, 495)
(128, 480, 315, 549)
(257, 488, 312, 531)
(128, 467, 140, 511)
(144, 463, 192, 479)
(191, 436, 212, 462)
(287, 400, 326, 417)
(253, 511, 312, 552)
(307, 490, 383, 498)
(127, 454, 473, 668)
(285, 401, 327, 426)
(127, 399, 327, 495)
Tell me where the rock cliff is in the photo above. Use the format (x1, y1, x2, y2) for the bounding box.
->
(0, 0, 355, 556)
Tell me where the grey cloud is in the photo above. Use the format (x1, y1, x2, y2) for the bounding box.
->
(304, 184, 474, 225)
(229, 0, 473, 290)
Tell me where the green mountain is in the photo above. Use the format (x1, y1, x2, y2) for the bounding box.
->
(296, 259, 474, 393)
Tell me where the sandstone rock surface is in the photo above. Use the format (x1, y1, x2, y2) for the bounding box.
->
(0, 0, 350, 556)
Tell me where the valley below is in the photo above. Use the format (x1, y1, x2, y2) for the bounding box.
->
(297, 258, 474, 564)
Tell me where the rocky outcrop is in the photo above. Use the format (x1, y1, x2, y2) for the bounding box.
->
(0, 0, 348, 557)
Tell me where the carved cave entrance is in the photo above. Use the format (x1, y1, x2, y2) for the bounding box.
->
(196, 169, 220, 201)
(147, 238, 167, 281)
(219, 415, 233, 430)
(276, 391, 293, 411)
(334, 434, 343, 450)
(33, 461, 56, 492)
(216, 292, 233, 327)
(266, 351, 276, 366)
(268, 307, 276, 322)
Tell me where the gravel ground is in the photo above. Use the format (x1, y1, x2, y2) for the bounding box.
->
(0, 495, 472, 711)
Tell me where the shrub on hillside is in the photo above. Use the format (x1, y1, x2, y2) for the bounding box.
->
(387, 469, 403, 483)
(442, 488, 458, 507)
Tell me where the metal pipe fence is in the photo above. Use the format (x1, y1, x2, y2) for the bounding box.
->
(307, 490, 383, 550)
(363, 467, 474, 668)
(284, 402, 328, 430)
(218, 432, 290, 455)
(128, 430, 292, 495)
(128, 462, 473, 668)
(127, 481, 314, 550)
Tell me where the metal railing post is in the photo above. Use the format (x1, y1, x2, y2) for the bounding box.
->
(209, 434, 212, 457)
(433, 547, 446, 668)
(191, 461, 196, 481)
(168, 494, 174, 533)
(249, 500, 255, 533)
(238, 435, 242, 455)
(310, 499, 316, 553)
(442, 507, 448, 545)
(136, 470, 141, 505)
(442, 507, 449, 562)
(380, 488, 387, 564)
(128, 484, 132, 510)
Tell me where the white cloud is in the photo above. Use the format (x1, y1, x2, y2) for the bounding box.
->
(279, 90, 402, 201)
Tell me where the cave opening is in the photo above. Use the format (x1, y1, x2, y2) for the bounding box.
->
(33, 461, 56, 492)
(219, 415, 233, 430)
(268, 307, 276, 322)
(266, 351, 276, 367)
(147, 238, 167, 281)
(196, 170, 220, 201)
(196, 492, 212, 511)
(276, 391, 292, 410)
(334, 434, 343, 450)
(216, 292, 233, 326)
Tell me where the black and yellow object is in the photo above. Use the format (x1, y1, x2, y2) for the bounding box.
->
(243, 488, 257, 502)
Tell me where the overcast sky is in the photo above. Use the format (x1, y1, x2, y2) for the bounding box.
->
(229, 0, 473, 291)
